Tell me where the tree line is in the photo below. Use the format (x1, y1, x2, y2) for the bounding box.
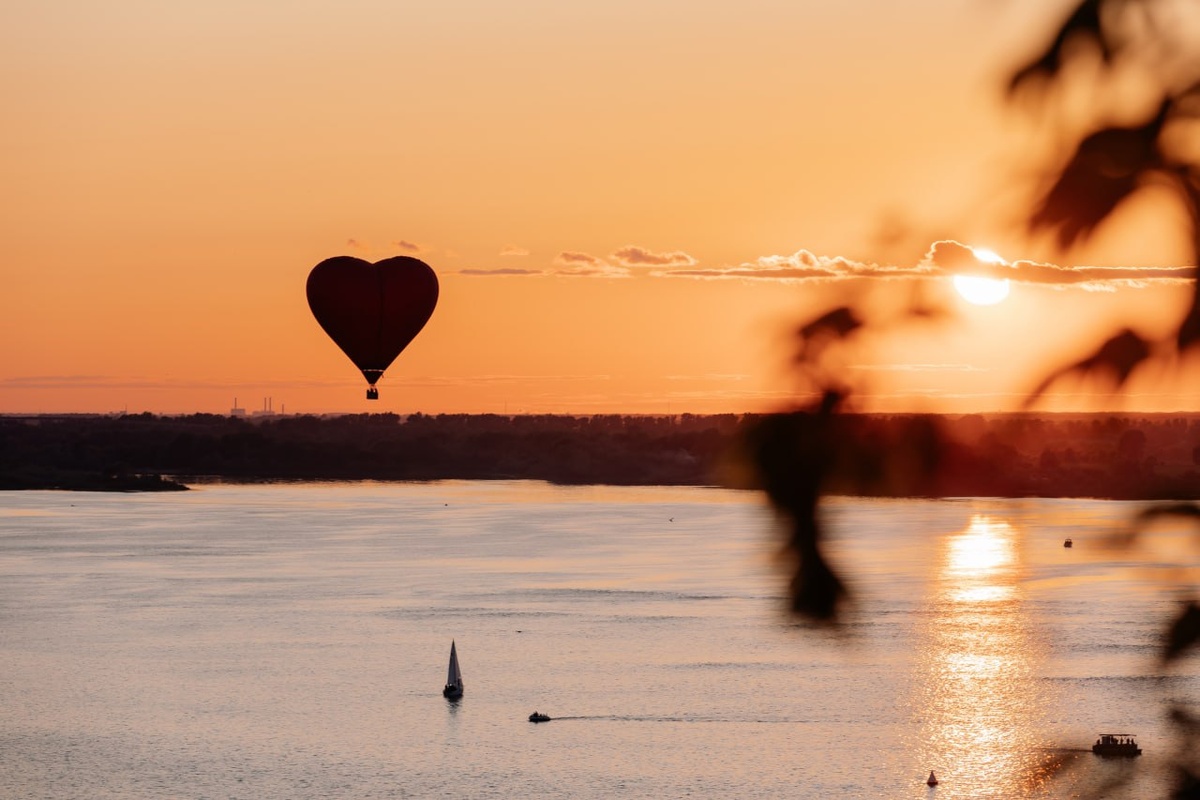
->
(2, 411, 1199, 498)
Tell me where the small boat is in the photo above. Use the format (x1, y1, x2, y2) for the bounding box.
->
(927, 770, 938, 786)
(443, 640, 464, 699)
(529, 712, 551, 723)
(1063, 538, 1073, 548)
(1092, 733, 1141, 757)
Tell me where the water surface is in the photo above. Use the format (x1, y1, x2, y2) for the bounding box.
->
(2, 483, 1196, 798)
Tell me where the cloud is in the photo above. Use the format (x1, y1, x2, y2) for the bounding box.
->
(451, 237, 1193, 288)
(546, 246, 697, 277)
(611, 246, 698, 268)
(1003, 260, 1193, 288)
(460, 246, 697, 278)
(663, 266, 841, 280)
(664, 373, 751, 382)
(849, 363, 988, 373)
(456, 250, 629, 278)
(458, 268, 544, 276)
(556, 264, 632, 279)
(0, 375, 357, 390)
(657, 249, 930, 281)
(0, 374, 128, 389)
(551, 251, 630, 278)
(395, 374, 613, 388)
(555, 251, 607, 267)
(343, 239, 425, 257)
(922, 239, 1196, 289)
(923, 240, 979, 273)
(656, 239, 1194, 289)
(0, 374, 619, 392)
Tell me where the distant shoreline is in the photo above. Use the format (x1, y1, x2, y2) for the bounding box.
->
(3, 411, 1199, 499)
(2, 472, 190, 493)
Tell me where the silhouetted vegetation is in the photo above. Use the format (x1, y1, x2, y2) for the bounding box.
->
(0, 412, 739, 490)
(5, 411, 1200, 498)
(750, 1, 1200, 794)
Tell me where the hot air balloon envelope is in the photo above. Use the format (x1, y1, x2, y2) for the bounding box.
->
(306, 255, 439, 398)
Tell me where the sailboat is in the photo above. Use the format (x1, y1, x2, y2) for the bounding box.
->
(443, 640, 464, 699)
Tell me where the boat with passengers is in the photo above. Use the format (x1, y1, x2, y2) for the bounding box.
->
(1092, 733, 1141, 757)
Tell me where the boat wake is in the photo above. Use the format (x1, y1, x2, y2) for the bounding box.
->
(527, 714, 803, 724)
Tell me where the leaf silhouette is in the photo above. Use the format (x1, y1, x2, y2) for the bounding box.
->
(1031, 106, 1168, 248)
(1163, 601, 1200, 663)
(1179, 279, 1200, 353)
(1177, 181, 1200, 351)
(798, 306, 862, 344)
(1007, 0, 1111, 96)
(748, 404, 848, 623)
(793, 307, 864, 382)
(1135, 503, 1200, 526)
(1170, 766, 1200, 799)
(1025, 328, 1151, 407)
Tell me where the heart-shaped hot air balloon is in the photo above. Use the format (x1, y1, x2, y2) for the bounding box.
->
(306, 255, 439, 399)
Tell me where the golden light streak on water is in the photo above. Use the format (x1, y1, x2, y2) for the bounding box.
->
(912, 514, 1064, 797)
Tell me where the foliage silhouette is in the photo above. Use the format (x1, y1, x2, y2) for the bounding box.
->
(744, 1, 1200, 793)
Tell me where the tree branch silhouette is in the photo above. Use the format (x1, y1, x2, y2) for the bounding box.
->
(748, 2, 1200, 793)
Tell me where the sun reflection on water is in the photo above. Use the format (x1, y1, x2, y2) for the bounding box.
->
(913, 514, 1062, 797)
(945, 515, 1018, 604)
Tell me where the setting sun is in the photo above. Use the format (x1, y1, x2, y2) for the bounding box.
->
(970, 248, 1005, 264)
(953, 274, 1011, 306)
(952, 247, 1012, 306)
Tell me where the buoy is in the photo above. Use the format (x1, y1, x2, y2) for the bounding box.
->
(927, 771, 938, 786)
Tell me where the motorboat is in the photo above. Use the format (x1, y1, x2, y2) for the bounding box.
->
(529, 712, 551, 723)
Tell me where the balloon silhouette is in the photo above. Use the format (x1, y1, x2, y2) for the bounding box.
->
(306, 255, 439, 400)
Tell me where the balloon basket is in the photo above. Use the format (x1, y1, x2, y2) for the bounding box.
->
(366, 387, 379, 400)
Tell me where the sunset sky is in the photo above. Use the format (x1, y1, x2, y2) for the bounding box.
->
(4, 1, 1199, 416)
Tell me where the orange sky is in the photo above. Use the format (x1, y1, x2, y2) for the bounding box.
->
(4, 1, 1198, 416)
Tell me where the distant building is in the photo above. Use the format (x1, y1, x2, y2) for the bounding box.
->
(250, 397, 277, 418)
(230, 398, 247, 418)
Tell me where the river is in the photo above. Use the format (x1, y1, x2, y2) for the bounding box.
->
(2, 482, 1196, 798)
